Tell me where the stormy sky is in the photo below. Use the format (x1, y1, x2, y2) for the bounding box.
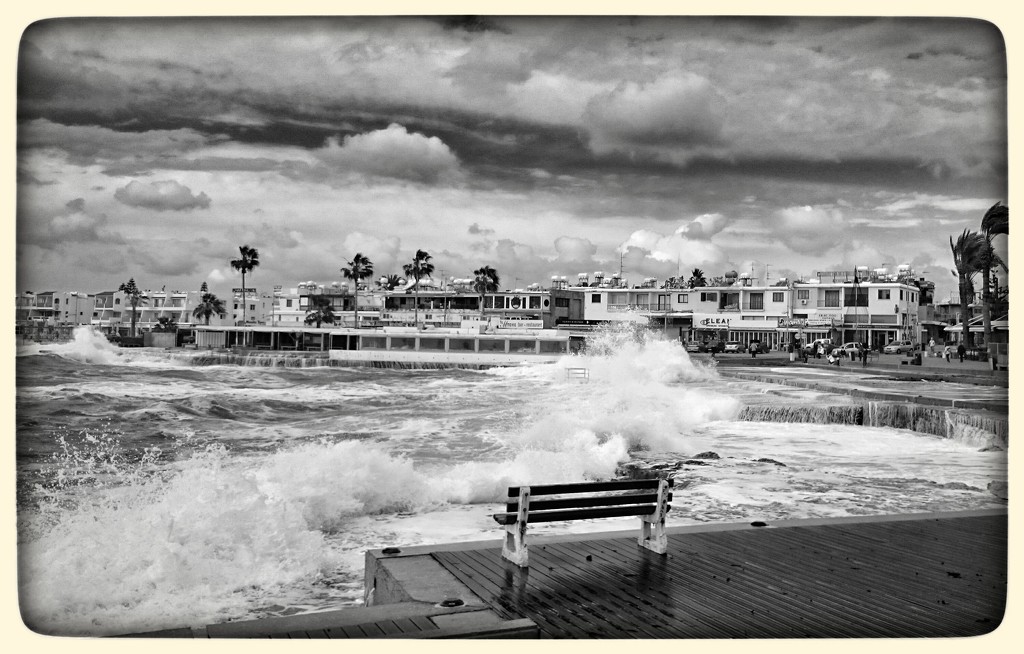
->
(15, 15, 1007, 301)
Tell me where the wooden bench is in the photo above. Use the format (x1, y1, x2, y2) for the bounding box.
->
(492, 478, 673, 567)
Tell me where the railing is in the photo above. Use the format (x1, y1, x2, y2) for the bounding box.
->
(566, 367, 590, 382)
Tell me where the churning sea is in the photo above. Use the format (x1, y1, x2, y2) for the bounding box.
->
(15, 327, 1006, 636)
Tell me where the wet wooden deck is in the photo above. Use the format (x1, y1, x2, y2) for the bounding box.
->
(431, 511, 1007, 638)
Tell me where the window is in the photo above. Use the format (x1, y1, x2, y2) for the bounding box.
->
(772, 292, 784, 303)
(844, 287, 868, 307)
(591, 294, 601, 303)
(749, 293, 764, 310)
(700, 292, 717, 302)
(286, 299, 293, 308)
(899, 290, 904, 300)
(249, 304, 255, 311)
(555, 297, 570, 308)
(529, 296, 541, 309)
(878, 289, 890, 300)
(824, 290, 840, 307)
(677, 294, 688, 303)
(797, 290, 809, 300)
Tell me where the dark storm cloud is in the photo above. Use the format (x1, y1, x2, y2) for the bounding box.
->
(18, 197, 124, 250)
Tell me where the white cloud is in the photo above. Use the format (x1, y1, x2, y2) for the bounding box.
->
(876, 194, 996, 215)
(674, 213, 729, 240)
(554, 236, 597, 261)
(207, 269, 227, 284)
(114, 180, 212, 211)
(773, 205, 845, 254)
(620, 226, 728, 269)
(341, 232, 402, 273)
(314, 124, 461, 183)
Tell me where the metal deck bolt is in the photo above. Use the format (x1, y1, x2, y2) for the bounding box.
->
(439, 597, 464, 607)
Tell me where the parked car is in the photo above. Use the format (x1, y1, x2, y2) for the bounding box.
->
(834, 342, 864, 357)
(802, 338, 832, 353)
(684, 341, 704, 353)
(883, 340, 916, 354)
(723, 341, 743, 353)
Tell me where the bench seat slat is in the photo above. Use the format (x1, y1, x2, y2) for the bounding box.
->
(506, 492, 672, 513)
(507, 478, 672, 497)
(493, 503, 665, 525)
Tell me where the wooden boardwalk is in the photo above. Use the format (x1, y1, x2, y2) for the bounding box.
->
(431, 511, 1007, 638)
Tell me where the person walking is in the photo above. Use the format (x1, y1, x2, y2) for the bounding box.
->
(861, 342, 869, 367)
(816, 343, 823, 359)
(957, 343, 966, 363)
(928, 338, 936, 357)
(943, 344, 951, 363)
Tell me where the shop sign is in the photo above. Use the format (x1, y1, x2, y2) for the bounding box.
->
(498, 319, 543, 329)
(807, 311, 841, 326)
(693, 314, 732, 328)
(778, 318, 808, 328)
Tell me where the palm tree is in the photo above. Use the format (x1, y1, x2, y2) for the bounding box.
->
(304, 296, 337, 328)
(381, 274, 403, 290)
(155, 316, 178, 332)
(341, 253, 374, 329)
(192, 292, 226, 326)
(949, 229, 988, 348)
(230, 245, 260, 327)
(118, 277, 147, 337)
(403, 249, 434, 327)
(979, 202, 1008, 365)
(687, 268, 708, 289)
(473, 265, 501, 319)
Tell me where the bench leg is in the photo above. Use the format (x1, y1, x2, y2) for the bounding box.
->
(502, 522, 529, 567)
(502, 487, 531, 567)
(638, 478, 670, 555)
(639, 516, 667, 554)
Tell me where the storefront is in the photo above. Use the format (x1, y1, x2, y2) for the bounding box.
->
(690, 313, 784, 351)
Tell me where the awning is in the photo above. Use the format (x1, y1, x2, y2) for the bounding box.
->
(944, 318, 1008, 333)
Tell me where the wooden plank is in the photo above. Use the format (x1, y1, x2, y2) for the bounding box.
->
(506, 491, 672, 512)
(759, 522, 1007, 611)
(504, 546, 664, 638)
(494, 504, 657, 525)
(374, 620, 404, 637)
(557, 541, 786, 638)
(447, 549, 598, 637)
(508, 478, 669, 497)
(660, 537, 923, 637)
(670, 527, 1001, 637)
(537, 542, 708, 637)
(668, 530, 947, 636)
(452, 549, 608, 638)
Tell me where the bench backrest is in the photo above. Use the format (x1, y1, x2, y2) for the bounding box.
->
(493, 479, 673, 525)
